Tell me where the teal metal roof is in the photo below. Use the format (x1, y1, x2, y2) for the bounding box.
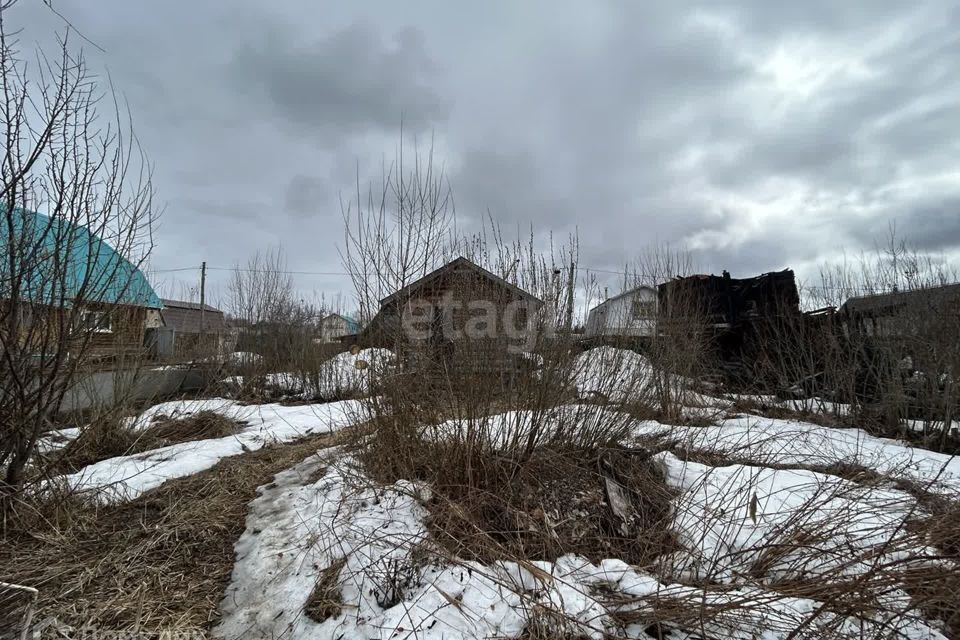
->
(0, 207, 162, 309)
(345, 315, 360, 334)
(325, 313, 360, 334)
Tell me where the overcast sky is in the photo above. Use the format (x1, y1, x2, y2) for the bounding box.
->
(14, 1, 960, 307)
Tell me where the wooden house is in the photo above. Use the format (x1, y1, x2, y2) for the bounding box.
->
(0, 207, 163, 363)
(840, 283, 960, 339)
(656, 269, 802, 385)
(360, 257, 543, 386)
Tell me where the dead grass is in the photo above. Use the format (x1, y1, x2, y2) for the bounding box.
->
(303, 557, 347, 623)
(48, 411, 244, 475)
(728, 396, 854, 430)
(142, 410, 242, 442)
(361, 432, 678, 569)
(904, 498, 960, 637)
(518, 604, 592, 639)
(1, 430, 344, 632)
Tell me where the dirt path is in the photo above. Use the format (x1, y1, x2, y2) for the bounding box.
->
(1, 430, 350, 634)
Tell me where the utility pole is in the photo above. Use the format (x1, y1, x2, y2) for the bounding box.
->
(199, 261, 207, 335)
(564, 259, 575, 334)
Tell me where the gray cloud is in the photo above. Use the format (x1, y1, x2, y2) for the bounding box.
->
(228, 21, 449, 137)
(285, 176, 331, 216)
(10, 0, 960, 301)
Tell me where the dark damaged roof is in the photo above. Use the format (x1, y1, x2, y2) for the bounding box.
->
(841, 282, 960, 316)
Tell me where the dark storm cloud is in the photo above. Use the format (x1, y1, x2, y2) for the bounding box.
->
(446, 3, 756, 255)
(444, 0, 960, 289)
(704, 6, 960, 194)
(229, 21, 449, 136)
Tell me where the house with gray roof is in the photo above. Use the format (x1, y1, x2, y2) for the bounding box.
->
(160, 298, 234, 356)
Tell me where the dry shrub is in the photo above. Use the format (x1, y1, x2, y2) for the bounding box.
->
(46, 415, 149, 475)
(142, 410, 242, 442)
(518, 604, 592, 639)
(48, 411, 243, 476)
(304, 557, 347, 623)
(0, 431, 343, 632)
(903, 498, 960, 636)
(360, 421, 677, 568)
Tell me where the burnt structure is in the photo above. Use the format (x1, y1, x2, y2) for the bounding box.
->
(658, 269, 803, 387)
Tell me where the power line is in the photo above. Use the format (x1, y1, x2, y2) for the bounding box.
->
(150, 264, 639, 276)
(149, 263, 955, 293)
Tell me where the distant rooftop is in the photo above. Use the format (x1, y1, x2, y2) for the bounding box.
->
(161, 298, 222, 313)
(160, 298, 226, 333)
(842, 282, 960, 315)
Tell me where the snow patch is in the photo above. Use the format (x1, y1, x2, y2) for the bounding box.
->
(221, 348, 394, 398)
(656, 452, 936, 585)
(52, 398, 363, 502)
(634, 414, 960, 494)
(215, 450, 948, 640)
(571, 346, 653, 402)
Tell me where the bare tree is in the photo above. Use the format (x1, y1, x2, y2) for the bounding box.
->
(226, 247, 295, 328)
(630, 244, 706, 420)
(226, 247, 327, 387)
(0, 7, 155, 510)
(339, 135, 456, 324)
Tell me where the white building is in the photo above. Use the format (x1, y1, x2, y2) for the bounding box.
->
(584, 286, 658, 339)
(318, 313, 360, 344)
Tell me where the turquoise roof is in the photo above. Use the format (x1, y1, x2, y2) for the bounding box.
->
(0, 207, 162, 309)
(326, 313, 360, 334)
(344, 315, 361, 334)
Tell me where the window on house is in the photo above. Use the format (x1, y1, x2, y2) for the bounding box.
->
(515, 306, 528, 327)
(631, 298, 655, 319)
(80, 310, 113, 333)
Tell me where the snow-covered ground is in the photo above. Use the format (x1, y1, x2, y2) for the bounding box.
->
(570, 347, 733, 422)
(657, 452, 936, 584)
(215, 448, 949, 640)
(633, 414, 960, 495)
(571, 346, 654, 403)
(33, 351, 957, 638)
(35, 426, 81, 454)
(50, 398, 364, 503)
(424, 403, 637, 449)
(725, 393, 854, 417)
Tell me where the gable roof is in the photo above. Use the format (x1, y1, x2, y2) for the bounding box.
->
(590, 285, 657, 312)
(0, 207, 162, 308)
(160, 298, 226, 333)
(379, 256, 543, 307)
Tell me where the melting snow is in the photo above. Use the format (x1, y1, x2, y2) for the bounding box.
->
(222, 348, 394, 398)
(634, 414, 960, 495)
(215, 448, 949, 640)
(656, 452, 937, 584)
(52, 398, 364, 503)
(571, 346, 654, 402)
